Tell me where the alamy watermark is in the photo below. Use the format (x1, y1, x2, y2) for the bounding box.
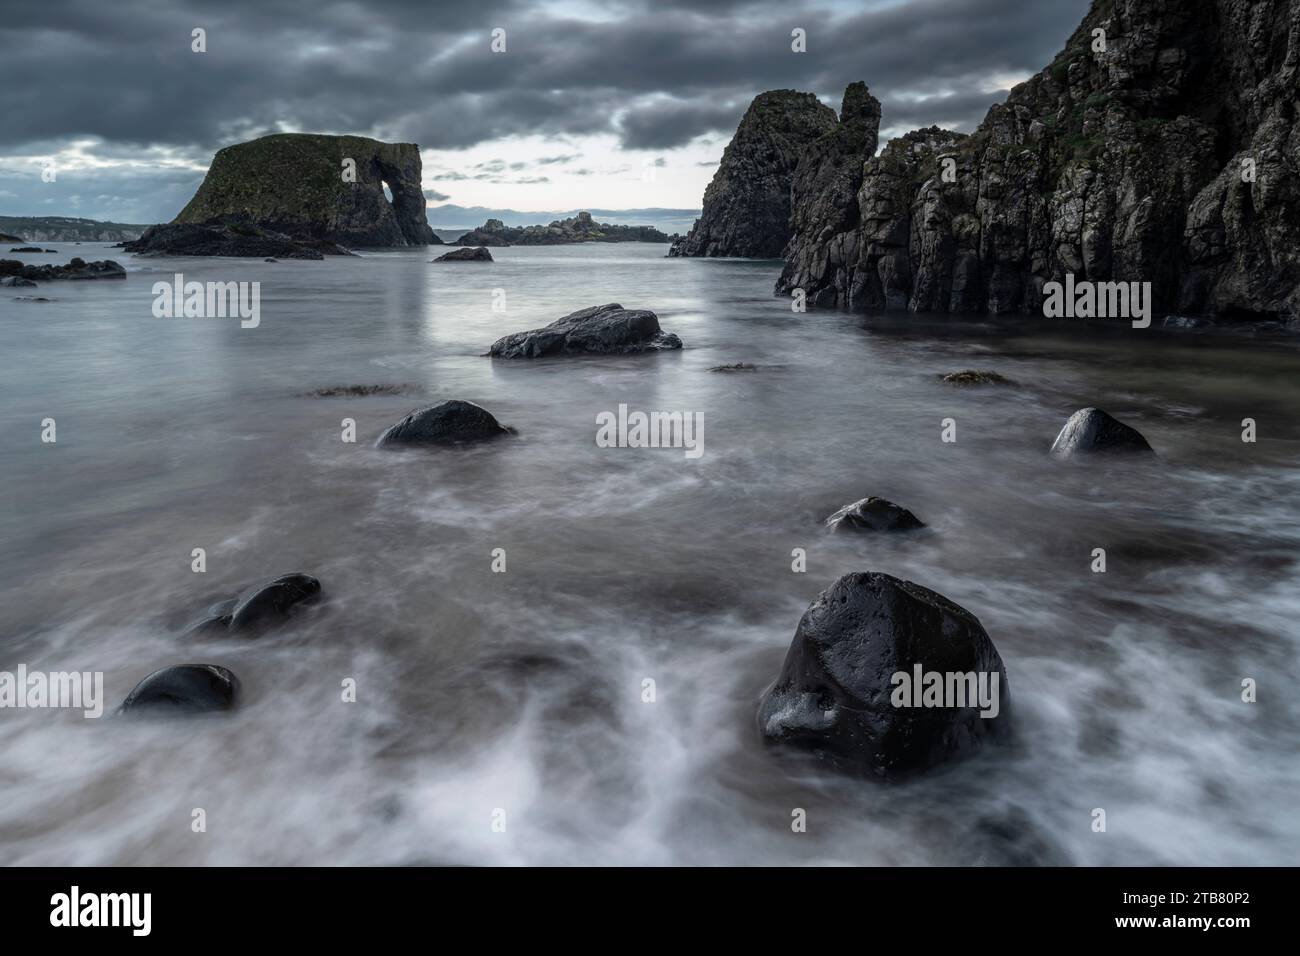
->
(152, 273, 260, 328)
(890, 664, 1001, 718)
(595, 403, 704, 459)
(1042, 273, 1151, 329)
(0, 664, 104, 718)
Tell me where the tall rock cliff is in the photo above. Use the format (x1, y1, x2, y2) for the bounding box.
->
(668, 91, 837, 258)
(174, 133, 438, 247)
(778, 0, 1300, 323)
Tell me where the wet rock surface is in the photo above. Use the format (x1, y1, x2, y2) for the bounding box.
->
(488, 303, 682, 358)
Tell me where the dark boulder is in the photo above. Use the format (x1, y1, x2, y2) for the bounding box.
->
(433, 246, 493, 262)
(488, 303, 682, 358)
(120, 664, 240, 715)
(0, 257, 126, 281)
(185, 598, 237, 636)
(376, 399, 510, 447)
(758, 571, 1009, 779)
(0, 276, 37, 288)
(1050, 408, 1154, 458)
(825, 496, 924, 532)
(228, 573, 321, 631)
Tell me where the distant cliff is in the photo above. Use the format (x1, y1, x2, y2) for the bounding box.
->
(0, 216, 148, 243)
(452, 211, 671, 245)
(173, 133, 438, 247)
(668, 90, 838, 259)
(776, 0, 1300, 324)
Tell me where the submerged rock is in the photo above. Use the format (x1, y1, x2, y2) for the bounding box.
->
(433, 246, 493, 262)
(942, 370, 1013, 386)
(0, 257, 126, 281)
(488, 303, 682, 358)
(758, 571, 1009, 779)
(668, 90, 838, 259)
(1050, 408, 1154, 458)
(376, 399, 510, 447)
(0, 275, 37, 287)
(229, 573, 321, 631)
(120, 664, 240, 715)
(825, 496, 925, 532)
(708, 362, 759, 372)
(9, 246, 44, 253)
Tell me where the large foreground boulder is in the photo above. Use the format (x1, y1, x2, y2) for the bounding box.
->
(825, 496, 924, 532)
(1050, 408, 1154, 458)
(488, 303, 682, 358)
(758, 572, 1009, 779)
(120, 664, 240, 715)
(375, 400, 510, 447)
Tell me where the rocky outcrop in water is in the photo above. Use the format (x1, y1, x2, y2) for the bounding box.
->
(120, 664, 241, 715)
(434, 246, 493, 262)
(0, 257, 126, 281)
(488, 303, 682, 358)
(668, 91, 839, 259)
(123, 222, 353, 259)
(376, 400, 511, 447)
(758, 572, 1009, 779)
(453, 211, 670, 246)
(776, 0, 1300, 325)
(1050, 407, 1154, 457)
(164, 133, 438, 250)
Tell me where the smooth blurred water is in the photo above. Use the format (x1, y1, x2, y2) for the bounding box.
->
(1, 241, 1298, 865)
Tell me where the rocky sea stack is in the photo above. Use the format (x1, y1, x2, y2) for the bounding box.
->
(669, 90, 838, 258)
(771, 0, 1300, 325)
(132, 133, 439, 256)
(758, 572, 1009, 779)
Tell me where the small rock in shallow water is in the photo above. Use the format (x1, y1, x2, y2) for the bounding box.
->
(488, 303, 682, 358)
(941, 369, 1012, 386)
(825, 496, 924, 532)
(120, 664, 240, 715)
(1050, 407, 1154, 458)
(757, 571, 1009, 779)
(376, 399, 511, 447)
(0, 276, 37, 287)
(228, 573, 321, 631)
(708, 362, 758, 372)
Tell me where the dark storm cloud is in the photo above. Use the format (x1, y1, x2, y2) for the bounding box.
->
(0, 0, 1089, 152)
(0, 0, 1090, 220)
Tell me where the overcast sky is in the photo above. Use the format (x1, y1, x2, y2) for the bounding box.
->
(0, 0, 1090, 224)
